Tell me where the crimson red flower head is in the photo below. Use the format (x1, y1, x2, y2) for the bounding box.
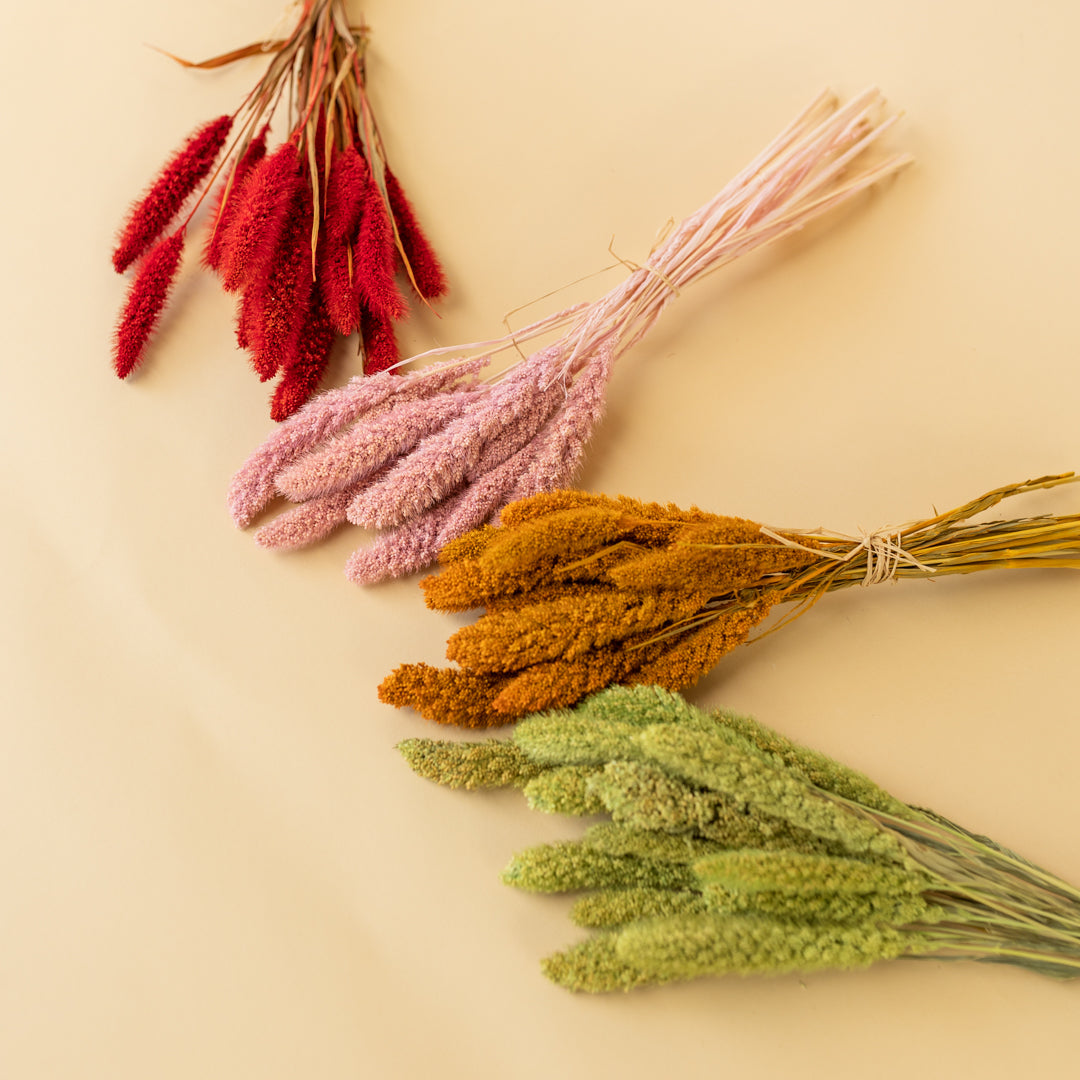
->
(110, 0, 447, 420)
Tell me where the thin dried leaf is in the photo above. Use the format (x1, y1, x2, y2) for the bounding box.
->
(148, 40, 286, 70)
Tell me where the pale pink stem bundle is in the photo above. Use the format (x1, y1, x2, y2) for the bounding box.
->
(232, 89, 909, 584)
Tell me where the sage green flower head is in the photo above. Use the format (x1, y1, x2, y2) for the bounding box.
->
(617, 912, 923, 980)
(694, 850, 930, 897)
(397, 737, 544, 789)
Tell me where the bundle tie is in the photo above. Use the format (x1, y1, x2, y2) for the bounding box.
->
(759, 525, 937, 586)
(607, 237, 682, 299)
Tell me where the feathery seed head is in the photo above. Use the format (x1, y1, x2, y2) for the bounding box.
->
(113, 228, 186, 378)
(617, 912, 921, 980)
(220, 141, 304, 294)
(377, 662, 514, 728)
(254, 486, 357, 548)
(569, 889, 709, 930)
(628, 599, 776, 692)
(480, 506, 631, 571)
(359, 302, 401, 375)
(397, 737, 545, 789)
(204, 125, 270, 272)
(500, 841, 697, 893)
(638, 723, 906, 860)
(583, 822, 727, 864)
(317, 144, 370, 333)
(251, 189, 316, 385)
(385, 167, 447, 300)
(490, 636, 668, 718)
(227, 355, 490, 527)
(701, 884, 938, 928)
(437, 524, 499, 565)
(523, 765, 608, 815)
(512, 714, 651, 767)
(608, 519, 817, 594)
(277, 388, 481, 501)
(711, 708, 916, 820)
(540, 934, 668, 994)
(113, 114, 232, 274)
(353, 170, 407, 323)
(693, 850, 929, 897)
(576, 684, 714, 731)
(589, 759, 855, 856)
(344, 499, 453, 585)
(268, 291, 337, 421)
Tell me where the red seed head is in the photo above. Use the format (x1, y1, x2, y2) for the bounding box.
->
(235, 279, 263, 357)
(270, 296, 337, 421)
(359, 301, 400, 376)
(219, 141, 304, 293)
(248, 186, 316, 381)
(385, 167, 447, 301)
(113, 229, 186, 378)
(203, 125, 270, 272)
(353, 170, 407, 323)
(317, 145, 370, 334)
(113, 115, 232, 274)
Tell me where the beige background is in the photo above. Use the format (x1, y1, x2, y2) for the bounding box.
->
(4, 1, 1080, 1076)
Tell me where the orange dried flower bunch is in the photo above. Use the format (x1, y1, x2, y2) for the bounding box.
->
(111, 0, 446, 419)
(379, 473, 1080, 727)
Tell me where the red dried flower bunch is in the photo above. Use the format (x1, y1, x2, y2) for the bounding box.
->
(111, 0, 447, 420)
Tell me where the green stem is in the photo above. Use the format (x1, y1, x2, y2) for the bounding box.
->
(931, 901, 1080, 950)
(857, 803, 1080, 911)
(921, 938, 1080, 976)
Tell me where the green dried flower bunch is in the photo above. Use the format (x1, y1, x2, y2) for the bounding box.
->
(399, 686, 1080, 992)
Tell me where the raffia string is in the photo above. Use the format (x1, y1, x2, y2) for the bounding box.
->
(760, 525, 937, 586)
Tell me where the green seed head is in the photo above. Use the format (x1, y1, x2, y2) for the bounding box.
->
(575, 684, 714, 731)
(541, 934, 671, 994)
(638, 724, 905, 860)
(711, 708, 916, 821)
(500, 841, 697, 893)
(570, 888, 709, 929)
(587, 760, 857, 856)
(693, 850, 930, 897)
(702, 884, 938, 928)
(617, 912, 924, 980)
(397, 737, 545, 789)
(513, 714, 648, 767)
(583, 822, 726, 864)
(524, 765, 608, 815)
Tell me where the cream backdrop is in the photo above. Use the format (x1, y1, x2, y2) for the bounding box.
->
(4, 2, 1080, 1077)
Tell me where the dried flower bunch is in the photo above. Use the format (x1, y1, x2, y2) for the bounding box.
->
(229, 89, 910, 575)
(401, 685, 1080, 992)
(111, 0, 446, 419)
(380, 472, 1080, 727)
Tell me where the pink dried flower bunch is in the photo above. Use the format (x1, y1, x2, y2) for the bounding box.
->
(230, 89, 910, 580)
(111, 0, 446, 420)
